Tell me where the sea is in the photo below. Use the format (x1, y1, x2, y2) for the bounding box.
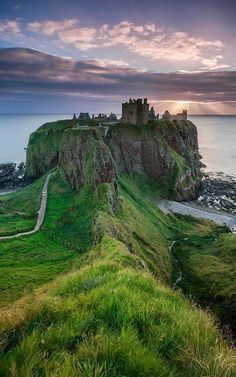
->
(0, 114, 236, 177)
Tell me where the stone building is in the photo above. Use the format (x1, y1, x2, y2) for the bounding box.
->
(122, 98, 149, 125)
(79, 112, 90, 120)
(149, 106, 156, 120)
(162, 110, 187, 121)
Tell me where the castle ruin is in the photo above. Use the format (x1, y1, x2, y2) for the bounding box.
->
(162, 110, 187, 121)
(122, 98, 149, 125)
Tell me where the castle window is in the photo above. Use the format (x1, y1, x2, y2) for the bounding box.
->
(130, 111, 133, 115)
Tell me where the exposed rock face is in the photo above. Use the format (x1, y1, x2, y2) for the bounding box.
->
(105, 121, 202, 200)
(27, 119, 202, 201)
(26, 119, 77, 178)
(59, 128, 117, 191)
(0, 162, 26, 190)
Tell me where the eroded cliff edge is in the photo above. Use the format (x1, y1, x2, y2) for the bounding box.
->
(27, 119, 202, 201)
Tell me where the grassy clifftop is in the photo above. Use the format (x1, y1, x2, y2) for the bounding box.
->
(26, 119, 75, 178)
(26, 119, 101, 178)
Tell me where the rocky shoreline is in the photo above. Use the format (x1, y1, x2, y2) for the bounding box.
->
(195, 171, 236, 215)
(0, 162, 26, 191)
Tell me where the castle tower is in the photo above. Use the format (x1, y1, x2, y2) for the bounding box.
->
(122, 98, 150, 125)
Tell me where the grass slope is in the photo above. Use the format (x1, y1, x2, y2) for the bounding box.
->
(0, 176, 44, 236)
(1, 238, 236, 376)
(0, 172, 95, 307)
(172, 228, 236, 338)
(0, 173, 236, 375)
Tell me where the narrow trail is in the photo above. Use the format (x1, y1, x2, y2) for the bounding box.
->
(169, 240, 183, 290)
(0, 173, 52, 240)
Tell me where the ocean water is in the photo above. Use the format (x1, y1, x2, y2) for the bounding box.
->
(0, 114, 236, 176)
(0, 114, 71, 164)
(189, 116, 236, 176)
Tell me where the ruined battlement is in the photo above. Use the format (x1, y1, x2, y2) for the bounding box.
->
(122, 98, 149, 125)
(162, 110, 187, 121)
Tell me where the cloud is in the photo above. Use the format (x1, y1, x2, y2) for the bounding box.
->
(26, 18, 227, 70)
(201, 55, 229, 70)
(27, 18, 97, 50)
(57, 27, 97, 50)
(0, 48, 235, 106)
(27, 19, 78, 36)
(87, 58, 129, 67)
(0, 20, 21, 35)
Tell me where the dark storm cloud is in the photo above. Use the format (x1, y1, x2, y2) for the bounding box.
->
(0, 48, 236, 103)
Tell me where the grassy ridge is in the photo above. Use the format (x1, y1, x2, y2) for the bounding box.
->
(0, 173, 236, 375)
(1, 236, 236, 376)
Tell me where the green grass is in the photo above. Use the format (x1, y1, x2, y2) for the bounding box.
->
(43, 172, 96, 251)
(0, 176, 44, 236)
(0, 233, 76, 306)
(0, 172, 96, 307)
(171, 228, 236, 338)
(1, 235, 236, 376)
(1, 172, 236, 375)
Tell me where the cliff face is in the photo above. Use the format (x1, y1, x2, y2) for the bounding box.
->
(105, 121, 202, 200)
(26, 119, 77, 178)
(59, 128, 117, 191)
(27, 119, 202, 201)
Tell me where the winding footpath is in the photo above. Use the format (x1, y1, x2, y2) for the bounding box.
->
(0, 173, 52, 240)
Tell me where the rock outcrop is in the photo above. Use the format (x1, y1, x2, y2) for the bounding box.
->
(59, 128, 117, 190)
(26, 119, 77, 178)
(26, 119, 203, 201)
(0, 162, 26, 190)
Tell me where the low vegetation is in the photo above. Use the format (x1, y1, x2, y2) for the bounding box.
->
(0, 169, 236, 375)
(1, 235, 236, 376)
(0, 176, 44, 236)
(172, 227, 236, 339)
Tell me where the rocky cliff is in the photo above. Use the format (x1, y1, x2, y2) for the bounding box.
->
(26, 119, 77, 178)
(27, 119, 202, 200)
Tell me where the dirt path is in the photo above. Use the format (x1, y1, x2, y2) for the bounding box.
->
(0, 173, 52, 240)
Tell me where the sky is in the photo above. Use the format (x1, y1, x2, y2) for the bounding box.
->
(0, 0, 236, 114)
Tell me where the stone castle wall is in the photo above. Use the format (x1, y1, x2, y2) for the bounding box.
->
(122, 98, 149, 125)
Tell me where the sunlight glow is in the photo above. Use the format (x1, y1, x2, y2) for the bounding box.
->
(151, 100, 235, 115)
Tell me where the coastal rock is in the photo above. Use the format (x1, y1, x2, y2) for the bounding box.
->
(59, 128, 117, 191)
(27, 119, 202, 201)
(0, 162, 26, 190)
(106, 120, 202, 200)
(26, 119, 77, 178)
(196, 172, 236, 214)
